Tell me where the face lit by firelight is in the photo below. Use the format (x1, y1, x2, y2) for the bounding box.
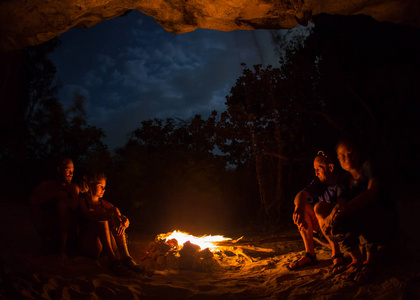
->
(57, 159, 74, 184)
(336, 142, 359, 172)
(313, 157, 333, 183)
(90, 179, 106, 199)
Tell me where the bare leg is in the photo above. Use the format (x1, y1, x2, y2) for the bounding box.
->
(315, 202, 342, 257)
(300, 204, 316, 257)
(79, 220, 118, 262)
(97, 221, 119, 262)
(288, 202, 318, 269)
(112, 229, 145, 273)
(315, 202, 347, 273)
(113, 231, 130, 260)
(340, 248, 364, 280)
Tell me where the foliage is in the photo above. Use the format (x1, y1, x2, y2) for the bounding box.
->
(0, 39, 109, 194)
(2, 14, 418, 234)
(304, 14, 420, 181)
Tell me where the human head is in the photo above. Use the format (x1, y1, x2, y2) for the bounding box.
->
(336, 139, 361, 172)
(56, 157, 74, 184)
(313, 151, 335, 183)
(84, 172, 107, 199)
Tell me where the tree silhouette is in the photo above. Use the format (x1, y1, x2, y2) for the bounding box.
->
(0, 38, 109, 194)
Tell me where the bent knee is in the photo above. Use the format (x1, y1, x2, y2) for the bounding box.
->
(294, 191, 310, 206)
(314, 201, 333, 217)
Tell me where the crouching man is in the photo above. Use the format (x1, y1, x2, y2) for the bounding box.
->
(288, 151, 346, 273)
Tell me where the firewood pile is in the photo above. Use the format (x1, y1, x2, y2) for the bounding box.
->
(140, 235, 277, 272)
(141, 238, 222, 271)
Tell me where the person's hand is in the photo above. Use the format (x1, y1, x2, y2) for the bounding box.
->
(120, 215, 129, 229)
(293, 205, 308, 230)
(323, 204, 344, 236)
(110, 213, 124, 235)
(322, 214, 334, 236)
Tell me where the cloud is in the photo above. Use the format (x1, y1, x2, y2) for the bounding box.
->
(58, 84, 91, 110)
(84, 70, 103, 86)
(52, 11, 283, 150)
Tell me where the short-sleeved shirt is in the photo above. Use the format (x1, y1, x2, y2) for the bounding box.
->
(304, 177, 339, 205)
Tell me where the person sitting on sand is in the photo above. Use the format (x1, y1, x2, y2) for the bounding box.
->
(78, 172, 144, 275)
(288, 151, 346, 273)
(30, 157, 80, 260)
(324, 138, 398, 282)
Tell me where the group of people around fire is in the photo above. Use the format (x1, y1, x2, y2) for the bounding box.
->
(29, 136, 398, 280)
(289, 138, 398, 282)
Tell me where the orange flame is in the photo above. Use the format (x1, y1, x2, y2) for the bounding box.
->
(157, 230, 232, 251)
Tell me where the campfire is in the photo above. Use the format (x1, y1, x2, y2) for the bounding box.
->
(157, 230, 234, 251)
(142, 230, 276, 272)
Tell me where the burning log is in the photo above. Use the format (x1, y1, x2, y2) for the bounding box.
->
(179, 241, 200, 269)
(144, 238, 220, 271)
(141, 230, 276, 272)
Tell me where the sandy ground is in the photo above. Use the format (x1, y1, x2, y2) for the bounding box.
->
(1, 190, 419, 300)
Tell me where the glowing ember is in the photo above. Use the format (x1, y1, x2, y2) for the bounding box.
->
(157, 230, 232, 251)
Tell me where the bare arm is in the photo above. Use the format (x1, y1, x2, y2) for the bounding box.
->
(30, 181, 60, 206)
(79, 198, 129, 236)
(324, 177, 380, 235)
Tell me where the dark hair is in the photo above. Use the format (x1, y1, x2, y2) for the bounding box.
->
(335, 137, 368, 168)
(335, 136, 363, 153)
(56, 156, 73, 168)
(80, 172, 107, 195)
(315, 150, 335, 166)
(84, 172, 107, 184)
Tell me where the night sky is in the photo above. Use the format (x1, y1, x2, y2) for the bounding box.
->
(49, 10, 310, 151)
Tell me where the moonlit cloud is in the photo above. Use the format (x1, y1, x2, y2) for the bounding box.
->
(84, 70, 103, 86)
(50, 10, 286, 150)
(58, 84, 91, 110)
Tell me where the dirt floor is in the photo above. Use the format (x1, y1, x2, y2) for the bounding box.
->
(1, 187, 419, 299)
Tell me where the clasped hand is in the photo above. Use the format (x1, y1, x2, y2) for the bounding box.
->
(322, 205, 342, 236)
(109, 207, 129, 236)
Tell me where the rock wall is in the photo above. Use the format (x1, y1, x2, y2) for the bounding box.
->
(0, 0, 419, 52)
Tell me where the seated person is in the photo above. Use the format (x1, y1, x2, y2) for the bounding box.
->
(325, 138, 398, 282)
(30, 157, 80, 260)
(288, 151, 346, 273)
(78, 172, 144, 275)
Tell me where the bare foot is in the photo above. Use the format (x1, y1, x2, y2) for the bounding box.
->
(287, 252, 318, 270)
(340, 261, 363, 280)
(331, 254, 347, 274)
(354, 263, 375, 282)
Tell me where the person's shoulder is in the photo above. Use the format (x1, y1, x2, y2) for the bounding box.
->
(34, 180, 57, 191)
(40, 179, 57, 186)
(362, 160, 373, 168)
(361, 160, 378, 180)
(68, 182, 80, 192)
